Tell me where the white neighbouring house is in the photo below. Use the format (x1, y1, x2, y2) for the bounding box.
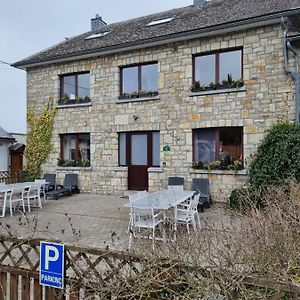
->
(0, 127, 15, 172)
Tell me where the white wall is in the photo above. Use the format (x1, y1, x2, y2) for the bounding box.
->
(0, 141, 11, 171)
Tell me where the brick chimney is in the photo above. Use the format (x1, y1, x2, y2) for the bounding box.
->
(91, 14, 107, 31)
(194, 0, 206, 6)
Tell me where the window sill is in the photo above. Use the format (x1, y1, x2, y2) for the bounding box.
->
(57, 102, 92, 108)
(56, 166, 92, 171)
(148, 167, 163, 173)
(116, 95, 160, 104)
(114, 166, 128, 172)
(189, 86, 246, 97)
(190, 168, 247, 176)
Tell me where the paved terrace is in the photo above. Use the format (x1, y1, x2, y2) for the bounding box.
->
(0, 194, 237, 251)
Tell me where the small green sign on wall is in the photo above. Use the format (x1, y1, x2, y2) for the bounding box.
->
(163, 145, 171, 153)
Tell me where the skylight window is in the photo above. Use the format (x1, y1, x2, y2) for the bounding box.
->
(84, 31, 110, 40)
(146, 17, 173, 27)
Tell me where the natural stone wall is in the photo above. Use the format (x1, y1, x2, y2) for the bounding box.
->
(26, 23, 295, 201)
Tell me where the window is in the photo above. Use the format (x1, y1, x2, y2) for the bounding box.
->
(60, 72, 90, 104)
(118, 132, 160, 166)
(84, 31, 110, 40)
(119, 63, 158, 99)
(146, 17, 173, 27)
(192, 49, 243, 91)
(59, 133, 90, 167)
(193, 127, 243, 169)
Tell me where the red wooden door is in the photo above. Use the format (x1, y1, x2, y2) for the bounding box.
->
(128, 133, 150, 190)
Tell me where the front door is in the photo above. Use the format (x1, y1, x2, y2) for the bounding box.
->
(128, 133, 149, 190)
(119, 131, 160, 191)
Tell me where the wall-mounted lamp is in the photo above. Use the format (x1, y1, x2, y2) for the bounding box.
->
(133, 115, 139, 121)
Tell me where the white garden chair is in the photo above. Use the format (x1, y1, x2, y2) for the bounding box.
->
(9, 186, 27, 216)
(0, 188, 13, 217)
(174, 194, 200, 234)
(129, 204, 165, 250)
(24, 183, 43, 212)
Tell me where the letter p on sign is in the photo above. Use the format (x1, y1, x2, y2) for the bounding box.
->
(45, 245, 59, 270)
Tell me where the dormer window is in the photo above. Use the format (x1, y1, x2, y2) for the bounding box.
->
(146, 17, 173, 27)
(84, 31, 110, 40)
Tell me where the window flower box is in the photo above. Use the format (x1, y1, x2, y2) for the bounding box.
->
(118, 91, 159, 100)
(58, 96, 91, 106)
(57, 158, 90, 168)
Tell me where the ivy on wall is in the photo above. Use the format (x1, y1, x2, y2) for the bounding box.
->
(24, 98, 56, 181)
(249, 119, 300, 188)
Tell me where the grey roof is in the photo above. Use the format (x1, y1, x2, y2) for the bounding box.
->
(9, 143, 25, 151)
(0, 127, 14, 141)
(13, 0, 300, 68)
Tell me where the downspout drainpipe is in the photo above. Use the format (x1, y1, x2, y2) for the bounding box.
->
(282, 18, 300, 123)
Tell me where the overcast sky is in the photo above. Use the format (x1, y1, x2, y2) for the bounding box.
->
(0, 0, 192, 134)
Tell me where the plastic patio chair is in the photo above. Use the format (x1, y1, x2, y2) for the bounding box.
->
(174, 193, 200, 234)
(129, 204, 165, 250)
(24, 183, 43, 212)
(47, 174, 80, 200)
(43, 173, 56, 192)
(192, 178, 210, 212)
(168, 176, 184, 187)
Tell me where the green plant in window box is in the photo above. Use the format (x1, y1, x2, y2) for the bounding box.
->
(204, 160, 221, 171)
(62, 94, 69, 103)
(118, 93, 130, 100)
(57, 158, 65, 166)
(191, 81, 204, 92)
(75, 96, 82, 103)
(209, 82, 217, 90)
(130, 91, 139, 99)
(192, 160, 204, 169)
(227, 160, 243, 173)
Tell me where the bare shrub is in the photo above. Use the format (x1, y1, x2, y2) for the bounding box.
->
(79, 181, 300, 299)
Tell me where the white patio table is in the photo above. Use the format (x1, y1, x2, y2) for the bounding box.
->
(0, 182, 49, 216)
(126, 189, 195, 240)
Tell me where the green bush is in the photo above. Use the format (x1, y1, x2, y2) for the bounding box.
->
(249, 120, 300, 188)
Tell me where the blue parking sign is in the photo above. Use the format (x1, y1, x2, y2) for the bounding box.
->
(40, 241, 65, 289)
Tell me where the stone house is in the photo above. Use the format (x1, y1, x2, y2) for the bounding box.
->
(13, 0, 300, 201)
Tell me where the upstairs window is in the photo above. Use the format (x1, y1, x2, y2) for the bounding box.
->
(193, 127, 243, 170)
(59, 133, 90, 167)
(192, 49, 243, 92)
(59, 72, 90, 105)
(119, 63, 158, 100)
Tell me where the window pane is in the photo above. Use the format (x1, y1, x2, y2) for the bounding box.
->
(63, 135, 77, 160)
(195, 54, 215, 86)
(62, 134, 90, 162)
(220, 50, 242, 82)
(78, 73, 90, 98)
(63, 75, 76, 99)
(194, 129, 216, 163)
(119, 133, 126, 166)
(77, 134, 90, 161)
(122, 66, 138, 94)
(131, 134, 147, 165)
(152, 132, 160, 166)
(219, 127, 242, 162)
(142, 64, 158, 92)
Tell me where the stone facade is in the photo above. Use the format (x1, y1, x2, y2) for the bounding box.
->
(26, 23, 295, 201)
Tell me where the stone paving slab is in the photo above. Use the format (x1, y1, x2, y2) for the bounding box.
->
(0, 193, 238, 251)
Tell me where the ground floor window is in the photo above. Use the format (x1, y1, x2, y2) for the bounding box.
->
(193, 127, 243, 170)
(119, 131, 160, 167)
(59, 133, 90, 167)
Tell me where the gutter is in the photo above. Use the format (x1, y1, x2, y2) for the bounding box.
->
(13, 8, 300, 70)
